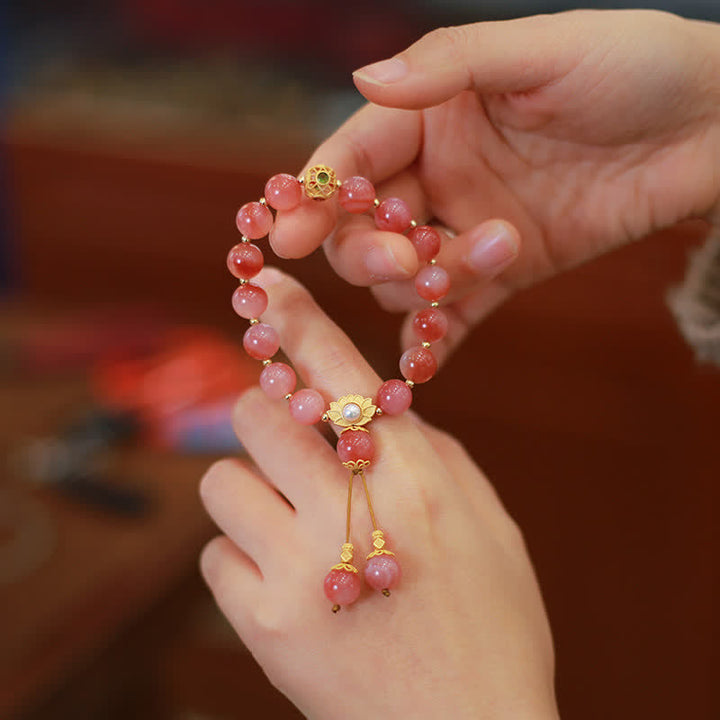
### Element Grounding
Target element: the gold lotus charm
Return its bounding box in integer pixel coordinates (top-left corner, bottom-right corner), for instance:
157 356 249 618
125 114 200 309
326 394 376 429
304 164 338 200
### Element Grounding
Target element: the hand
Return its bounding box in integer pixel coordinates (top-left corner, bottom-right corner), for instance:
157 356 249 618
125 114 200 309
199 267 558 720
269 9 720 362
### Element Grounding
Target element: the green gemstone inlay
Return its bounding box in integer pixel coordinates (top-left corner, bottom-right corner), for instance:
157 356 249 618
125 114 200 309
317 171 330 185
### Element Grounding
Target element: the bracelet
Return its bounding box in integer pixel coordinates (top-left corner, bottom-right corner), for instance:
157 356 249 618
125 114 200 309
227 165 450 612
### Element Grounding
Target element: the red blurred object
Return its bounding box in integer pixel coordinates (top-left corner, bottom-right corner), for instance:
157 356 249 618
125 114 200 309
120 0 417 70
93 328 256 436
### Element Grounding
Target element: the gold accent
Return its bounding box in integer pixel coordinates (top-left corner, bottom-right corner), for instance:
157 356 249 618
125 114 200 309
340 425 368 434
249 318 260 325
304 165 338 200
405 380 415 388
430 301 439 308
340 542 354 563
375 407 383 416
429 258 437 265
259 197 267 206
262 359 272 366
422 341 431 348
284 393 293 400
342 459 371 473
326 394 376 428
238 278 248 285
330 562 358 573
321 413 329 423
373 198 380 208
372 529 385 549
382 589 391 597
410 219 417 228
241 235 250 243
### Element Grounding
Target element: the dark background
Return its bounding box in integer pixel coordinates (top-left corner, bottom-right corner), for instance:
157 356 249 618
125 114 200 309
1 2 718 719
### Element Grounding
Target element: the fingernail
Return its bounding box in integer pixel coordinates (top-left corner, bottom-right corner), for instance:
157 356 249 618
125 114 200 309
353 57 408 84
366 245 412 280
467 222 519 275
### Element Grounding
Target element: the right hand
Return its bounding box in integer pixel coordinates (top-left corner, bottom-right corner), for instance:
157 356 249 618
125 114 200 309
270 9 720 359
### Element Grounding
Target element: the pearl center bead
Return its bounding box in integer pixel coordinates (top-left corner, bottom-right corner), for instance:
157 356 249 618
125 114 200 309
341 402 362 422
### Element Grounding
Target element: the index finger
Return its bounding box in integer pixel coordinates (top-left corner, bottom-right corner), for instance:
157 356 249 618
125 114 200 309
269 103 422 259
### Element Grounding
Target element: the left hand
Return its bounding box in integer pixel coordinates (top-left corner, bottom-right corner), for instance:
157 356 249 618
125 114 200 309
199 267 557 720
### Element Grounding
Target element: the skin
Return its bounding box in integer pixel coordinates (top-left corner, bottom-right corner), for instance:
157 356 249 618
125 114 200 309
200 10 720 719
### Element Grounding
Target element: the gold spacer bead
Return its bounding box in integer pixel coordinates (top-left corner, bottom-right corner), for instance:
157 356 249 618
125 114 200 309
373 198 380 208
259 197 267 206
422 341 431 348
429 258 437 265
249 318 260 325
284 393 293 401
321 413 329 423
241 235 251 243
298 176 305 184
332 604 341 613
410 219 417 228
405 380 415 388
262 359 272 366
431 301 439 308
336 179 342 188
375 407 383 416
382 589 391 597
238 278 248 285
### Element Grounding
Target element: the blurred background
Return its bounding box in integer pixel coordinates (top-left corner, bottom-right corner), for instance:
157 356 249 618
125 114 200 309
1 2 719 719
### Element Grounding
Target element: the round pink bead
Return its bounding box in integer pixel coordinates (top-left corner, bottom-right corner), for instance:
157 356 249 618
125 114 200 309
338 176 376 213
364 554 402 592
412 307 448 344
324 568 361 607
242 323 279 361
259 362 296 399
288 388 325 425
374 197 412 233
377 379 412 416
400 346 437 384
226 243 264 280
235 201 273 240
231 284 268 319
337 429 375 465
415 265 450 302
264 173 302 211
408 225 442 263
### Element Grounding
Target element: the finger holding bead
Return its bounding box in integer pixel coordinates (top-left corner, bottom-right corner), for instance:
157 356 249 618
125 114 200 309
269 104 422 260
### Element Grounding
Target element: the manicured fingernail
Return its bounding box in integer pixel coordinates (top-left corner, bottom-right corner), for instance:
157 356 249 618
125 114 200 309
467 222 519 275
353 58 408 84
366 245 412 280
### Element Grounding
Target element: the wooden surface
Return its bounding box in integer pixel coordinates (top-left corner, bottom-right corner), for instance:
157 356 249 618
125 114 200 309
4 123 719 719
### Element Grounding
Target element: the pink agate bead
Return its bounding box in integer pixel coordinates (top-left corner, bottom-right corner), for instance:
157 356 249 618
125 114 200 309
374 198 412 233
243 323 280 360
338 176 376 213
415 265 450 302
365 554 402 592
324 568 361 608
231 284 268 319
288 388 325 425
408 225 441 263
264 173 302 211
226 243 264 280
236 201 273 239
377 379 412 416
400 346 437 384
412 307 448 344
337 429 375 465
259 362 296 399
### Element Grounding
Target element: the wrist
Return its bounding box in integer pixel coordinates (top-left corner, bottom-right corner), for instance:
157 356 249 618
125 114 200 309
690 18 720 227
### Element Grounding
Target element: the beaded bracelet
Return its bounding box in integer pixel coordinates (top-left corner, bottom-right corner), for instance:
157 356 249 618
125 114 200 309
227 165 450 612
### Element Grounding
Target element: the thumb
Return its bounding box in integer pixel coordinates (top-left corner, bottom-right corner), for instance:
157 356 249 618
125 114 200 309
352 14 581 109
